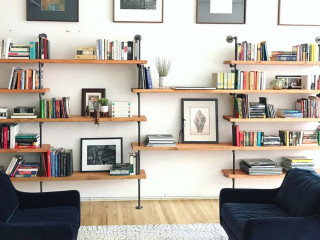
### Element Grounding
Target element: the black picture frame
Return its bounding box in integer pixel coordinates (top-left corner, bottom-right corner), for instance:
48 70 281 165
26 0 79 22
80 138 123 172
181 98 219 143
81 88 106 117
113 0 163 23
196 0 246 24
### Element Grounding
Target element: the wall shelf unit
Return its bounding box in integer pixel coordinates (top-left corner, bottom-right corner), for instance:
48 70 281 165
224 60 320 65
223 115 320 123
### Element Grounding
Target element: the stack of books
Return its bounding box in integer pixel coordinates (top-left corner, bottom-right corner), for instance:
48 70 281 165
270 51 297 61
0 107 8 119
5 155 25 178
145 134 176 147
11 106 37 119
281 156 314 172
15 133 40 149
249 102 266 118
75 47 96 60
8 45 30 59
15 161 39 177
111 101 132 118
276 109 303 118
240 158 282 175
262 135 281 146
110 163 130 176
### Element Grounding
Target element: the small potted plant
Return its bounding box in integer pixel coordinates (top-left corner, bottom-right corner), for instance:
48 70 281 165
155 57 172 88
98 98 109 117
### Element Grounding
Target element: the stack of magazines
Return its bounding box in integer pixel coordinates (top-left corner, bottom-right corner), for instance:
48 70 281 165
145 134 176 147
240 158 282 175
281 156 314 172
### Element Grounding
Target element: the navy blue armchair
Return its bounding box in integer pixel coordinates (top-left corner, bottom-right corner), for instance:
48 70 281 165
0 171 80 240
220 168 320 240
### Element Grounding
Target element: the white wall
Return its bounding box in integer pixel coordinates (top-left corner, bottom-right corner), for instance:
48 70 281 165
0 0 319 200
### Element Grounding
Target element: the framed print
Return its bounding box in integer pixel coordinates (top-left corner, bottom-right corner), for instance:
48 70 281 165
80 138 123 172
278 0 320 26
113 0 163 23
27 0 79 22
181 98 219 143
275 75 302 89
196 0 246 24
81 88 105 116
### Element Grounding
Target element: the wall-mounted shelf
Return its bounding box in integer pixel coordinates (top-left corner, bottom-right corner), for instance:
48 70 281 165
132 142 236 151
11 169 146 182
0 89 50 93
223 115 320 123
0 59 147 65
0 144 50 153
224 60 320 65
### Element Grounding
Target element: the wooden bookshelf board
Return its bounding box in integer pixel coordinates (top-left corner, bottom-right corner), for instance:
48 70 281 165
222 169 320 179
11 169 146 182
0 59 147 65
131 142 235 151
0 115 147 123
132 88 320 94
0 144 50 153
233 145 320 151
224 60 320 65
0 88 50 93
223 115 320 123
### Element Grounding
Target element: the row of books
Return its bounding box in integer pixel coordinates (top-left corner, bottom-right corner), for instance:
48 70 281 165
279 130 319 146
6 156 40 178
145 134 176 147
15 133 39 149
41 97 71 118
276 109 303 118
94 38 141 60
110 152 139 176
271 44 319 62
296 95 320 118
111 101 133 118
43 147 73 177
235 41 269 61
8 67 42 90
212 71 267 90
0 123 20 149
0 34 50 59
138 65 153 89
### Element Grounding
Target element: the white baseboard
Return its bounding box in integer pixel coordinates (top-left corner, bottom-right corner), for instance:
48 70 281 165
81 195 219 201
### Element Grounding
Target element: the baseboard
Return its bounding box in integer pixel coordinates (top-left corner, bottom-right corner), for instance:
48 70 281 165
81 195 219 201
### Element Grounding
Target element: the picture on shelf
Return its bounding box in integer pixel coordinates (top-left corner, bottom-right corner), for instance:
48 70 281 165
81 88 106 116
113 0 163 23
275 75 302 89
80 138 123 172
181 98 219 143
26 0 79 22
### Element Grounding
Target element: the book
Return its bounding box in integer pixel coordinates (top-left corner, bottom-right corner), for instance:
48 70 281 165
146 134 175 141
241 158 277 168
75 55 97 60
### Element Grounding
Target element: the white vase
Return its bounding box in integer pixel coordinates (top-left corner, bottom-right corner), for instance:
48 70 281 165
159 76 167 88
100 106 108 113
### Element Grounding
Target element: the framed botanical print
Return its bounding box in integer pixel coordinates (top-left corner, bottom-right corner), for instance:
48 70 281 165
181 98 219 143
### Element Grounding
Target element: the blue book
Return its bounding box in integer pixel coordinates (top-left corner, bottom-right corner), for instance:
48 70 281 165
29 41 36 59
145 66 153 89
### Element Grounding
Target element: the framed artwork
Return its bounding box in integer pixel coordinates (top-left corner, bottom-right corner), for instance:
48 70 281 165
275 75 302 89
113 0 163 23
196 0 246 24
26 0 79 22
80 138 123 172
278 0 320 26
81 88 105 116
181 98 219 143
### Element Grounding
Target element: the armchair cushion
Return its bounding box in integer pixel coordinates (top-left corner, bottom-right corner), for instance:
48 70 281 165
221 203 291 240
0 170 19 222
275 168 320 216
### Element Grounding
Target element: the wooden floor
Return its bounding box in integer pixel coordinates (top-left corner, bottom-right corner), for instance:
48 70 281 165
81 199 220 226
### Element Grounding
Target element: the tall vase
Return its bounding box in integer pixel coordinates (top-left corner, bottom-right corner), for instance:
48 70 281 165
159 76 167 88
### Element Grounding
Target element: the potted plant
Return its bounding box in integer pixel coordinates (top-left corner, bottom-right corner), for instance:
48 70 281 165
155 57 172 88
98 98 109 116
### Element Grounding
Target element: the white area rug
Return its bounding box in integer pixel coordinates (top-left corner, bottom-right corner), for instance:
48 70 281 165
78 223 228 240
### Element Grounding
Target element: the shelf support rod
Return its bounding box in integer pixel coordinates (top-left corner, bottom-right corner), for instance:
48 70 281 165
232 150 235 189
40 181 43 192
39 122 43 148
229 64 237 71
136 179 143 209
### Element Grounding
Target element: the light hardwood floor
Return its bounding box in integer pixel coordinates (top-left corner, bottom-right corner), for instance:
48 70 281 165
81 199 220 226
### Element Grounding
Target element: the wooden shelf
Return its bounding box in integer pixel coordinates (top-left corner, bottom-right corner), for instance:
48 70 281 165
233 145 320 151
132 142 236 151
0 88 50 93
223 115 320 123
11 169 146 182
0 144 50 153
0 59 147 64
132 88 320 94
224 60 320 65
222 169 320 179
0 115 147 123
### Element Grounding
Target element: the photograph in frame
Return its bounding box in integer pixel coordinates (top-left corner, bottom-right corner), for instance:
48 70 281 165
81 88 106 116
26 0 79 22
181 98 219 143
113 0 163 23
80 138 123 172
196 0 246 24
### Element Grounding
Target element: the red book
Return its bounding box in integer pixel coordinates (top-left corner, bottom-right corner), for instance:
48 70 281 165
43 38 47 59
235 125 240 147
240 131 244 147
47 149 51 177
3 126 8 149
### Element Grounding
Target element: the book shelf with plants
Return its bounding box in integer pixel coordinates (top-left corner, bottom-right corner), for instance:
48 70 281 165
0 58 147 208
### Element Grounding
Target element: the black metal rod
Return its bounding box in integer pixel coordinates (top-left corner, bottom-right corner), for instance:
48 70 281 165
135 179 143 209
39 122 43 147
232 179 235 189
40 181 43 192
138 93 141 117
234 37 238 60
232 150 235 188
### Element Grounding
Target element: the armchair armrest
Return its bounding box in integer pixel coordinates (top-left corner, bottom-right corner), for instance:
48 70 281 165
16 190 80 211
220 187 279 209
245 215 320 240
0 222 74 240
